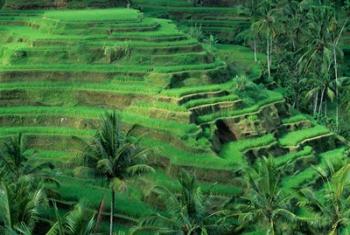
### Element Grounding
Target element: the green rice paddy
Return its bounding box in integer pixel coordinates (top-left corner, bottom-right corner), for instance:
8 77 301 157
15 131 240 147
0 5 348 234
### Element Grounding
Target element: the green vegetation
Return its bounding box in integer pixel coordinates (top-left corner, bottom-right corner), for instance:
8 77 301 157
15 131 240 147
42 9 141 22
0 1 348 234
279 125 332 147
220 133 276 166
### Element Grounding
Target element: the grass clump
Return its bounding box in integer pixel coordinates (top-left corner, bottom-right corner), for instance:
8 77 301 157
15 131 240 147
274 146 314 166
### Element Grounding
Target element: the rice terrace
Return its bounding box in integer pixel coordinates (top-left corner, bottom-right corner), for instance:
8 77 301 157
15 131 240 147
0 0 348 234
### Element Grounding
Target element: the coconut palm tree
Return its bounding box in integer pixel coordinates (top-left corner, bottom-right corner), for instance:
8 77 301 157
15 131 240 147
304 73 336 117
297 7 331 110
232 157 296 234
252 0 280 80
0 134 54 183
80 111 154 235
46 203 97 235
296 5 348 128
237 0 260 62
0 177 47 234
298 162 350 234
278 0 305 51
330 17 348 131
132 171 230 235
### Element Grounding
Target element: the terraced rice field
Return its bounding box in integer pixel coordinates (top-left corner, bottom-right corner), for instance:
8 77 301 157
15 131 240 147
131 0 250 43
0 7 349 233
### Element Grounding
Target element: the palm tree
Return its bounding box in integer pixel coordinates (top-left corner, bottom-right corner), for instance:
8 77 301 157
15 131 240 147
279 0 303 51
46 203 97 235
239 0 260 62
298 162 350 234
304 73 336 117
0 177 47 234
297 6 334 113
232 157 296 234
80 111 154 235
252 0 280 79
297 5 348 127
132 171 230 234
330 17 348 131
0 134 54 183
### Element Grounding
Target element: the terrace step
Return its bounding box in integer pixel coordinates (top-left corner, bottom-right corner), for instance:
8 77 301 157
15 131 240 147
0 127 93 152
282 147 346 189
5 46 211 66
0 17 32 26
33 150 75 166
220 134 277 167
0 61 224 74
278 125 333 149
108 34 188 42
0 113 98 130
188 99 242 117
0 83 156 109
29 40 204 55
197 95 285 125
177 18 249 27
131 42 203 54
0 11 42 17
178 89 228 104
35 20 161 34
0 105 198 138
0 71 145 83
126 100 192 124
0 64 150 74
280 114 313 132
181 93 243 119
274 146 314 167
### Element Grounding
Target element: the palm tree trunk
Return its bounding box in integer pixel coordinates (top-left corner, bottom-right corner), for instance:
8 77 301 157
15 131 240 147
269 35 273 76
295 77 300 109
270 218 275 235
313 91 319 116
110 188 115 235
333 45 339 131
266 36 271 79
333 20 347 131
95 199 105 233
318 86 326 115
253 38 257 62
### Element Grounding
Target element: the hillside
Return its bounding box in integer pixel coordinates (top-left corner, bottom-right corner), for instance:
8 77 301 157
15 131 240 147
0 1 349 235
132 0 249 43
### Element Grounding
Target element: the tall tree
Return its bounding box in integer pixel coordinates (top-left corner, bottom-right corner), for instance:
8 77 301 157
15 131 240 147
330 16 348 131
298 6 335 116
80 111 154 235
252 0 280 80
